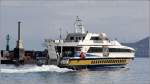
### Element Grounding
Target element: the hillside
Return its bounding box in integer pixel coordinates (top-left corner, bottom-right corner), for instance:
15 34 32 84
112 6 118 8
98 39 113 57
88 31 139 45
123 37 149 57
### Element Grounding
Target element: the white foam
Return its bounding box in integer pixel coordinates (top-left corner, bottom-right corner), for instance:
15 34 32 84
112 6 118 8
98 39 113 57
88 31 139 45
0 65 73 73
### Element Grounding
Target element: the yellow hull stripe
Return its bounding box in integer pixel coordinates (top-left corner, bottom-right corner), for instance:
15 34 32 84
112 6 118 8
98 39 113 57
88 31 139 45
68 59 130 65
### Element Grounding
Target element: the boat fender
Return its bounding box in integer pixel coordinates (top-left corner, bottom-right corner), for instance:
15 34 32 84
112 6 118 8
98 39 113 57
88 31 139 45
80 52 85 59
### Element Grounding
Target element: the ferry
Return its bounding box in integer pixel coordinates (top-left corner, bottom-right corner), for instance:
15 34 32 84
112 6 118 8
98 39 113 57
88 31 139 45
45 16 135 69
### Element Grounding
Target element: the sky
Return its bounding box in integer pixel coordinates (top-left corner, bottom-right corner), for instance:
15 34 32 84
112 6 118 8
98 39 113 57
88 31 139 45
0 0 149 50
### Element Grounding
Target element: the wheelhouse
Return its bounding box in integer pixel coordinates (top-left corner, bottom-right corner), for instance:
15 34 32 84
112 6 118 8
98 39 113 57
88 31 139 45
65 33 86 42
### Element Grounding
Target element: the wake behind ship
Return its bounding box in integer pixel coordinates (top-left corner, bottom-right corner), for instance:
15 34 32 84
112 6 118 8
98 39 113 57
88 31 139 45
45 16 135 69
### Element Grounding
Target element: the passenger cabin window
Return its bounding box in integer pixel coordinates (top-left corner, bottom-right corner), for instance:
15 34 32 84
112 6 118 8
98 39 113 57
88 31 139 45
109 48 132 52
88 47 103 53
87 47 132 53
90 37 100 40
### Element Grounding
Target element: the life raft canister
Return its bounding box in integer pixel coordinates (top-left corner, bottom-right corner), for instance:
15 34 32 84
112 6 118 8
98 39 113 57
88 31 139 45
80 52 85 59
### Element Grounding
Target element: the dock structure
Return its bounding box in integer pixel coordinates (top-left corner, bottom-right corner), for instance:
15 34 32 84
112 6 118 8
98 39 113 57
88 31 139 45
0 21 49 65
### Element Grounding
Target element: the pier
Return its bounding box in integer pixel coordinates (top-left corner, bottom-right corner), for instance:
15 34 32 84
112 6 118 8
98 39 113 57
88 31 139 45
0 21 49 65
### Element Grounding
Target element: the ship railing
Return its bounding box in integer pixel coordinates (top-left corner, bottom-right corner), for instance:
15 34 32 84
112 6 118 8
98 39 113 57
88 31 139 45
79 40 110 44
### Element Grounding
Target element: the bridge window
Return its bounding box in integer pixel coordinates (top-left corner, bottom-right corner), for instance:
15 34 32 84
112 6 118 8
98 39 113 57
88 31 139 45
70 37 74 40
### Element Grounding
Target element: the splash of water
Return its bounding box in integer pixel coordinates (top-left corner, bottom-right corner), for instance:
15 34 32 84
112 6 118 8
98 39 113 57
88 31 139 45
0 65 73 73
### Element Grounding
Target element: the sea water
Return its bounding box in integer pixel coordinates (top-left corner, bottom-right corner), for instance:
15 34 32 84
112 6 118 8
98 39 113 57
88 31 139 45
0 58 150 84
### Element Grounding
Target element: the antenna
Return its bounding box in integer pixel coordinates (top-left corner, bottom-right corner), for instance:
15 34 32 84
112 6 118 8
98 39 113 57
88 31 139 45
59 28 62 40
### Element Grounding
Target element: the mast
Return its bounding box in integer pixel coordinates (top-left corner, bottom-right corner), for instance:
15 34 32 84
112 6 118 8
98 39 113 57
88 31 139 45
59 28 62 40
74 16 85 34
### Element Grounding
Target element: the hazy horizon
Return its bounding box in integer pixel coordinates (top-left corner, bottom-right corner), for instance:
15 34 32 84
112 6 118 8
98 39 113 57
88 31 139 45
0 0 149 50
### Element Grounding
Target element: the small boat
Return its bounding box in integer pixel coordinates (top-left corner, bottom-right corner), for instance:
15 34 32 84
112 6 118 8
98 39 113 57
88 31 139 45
45 16 135 69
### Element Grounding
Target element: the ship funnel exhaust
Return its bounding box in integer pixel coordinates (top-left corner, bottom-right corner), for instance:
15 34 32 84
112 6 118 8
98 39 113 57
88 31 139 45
18 21 21 41
16 21 23 49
